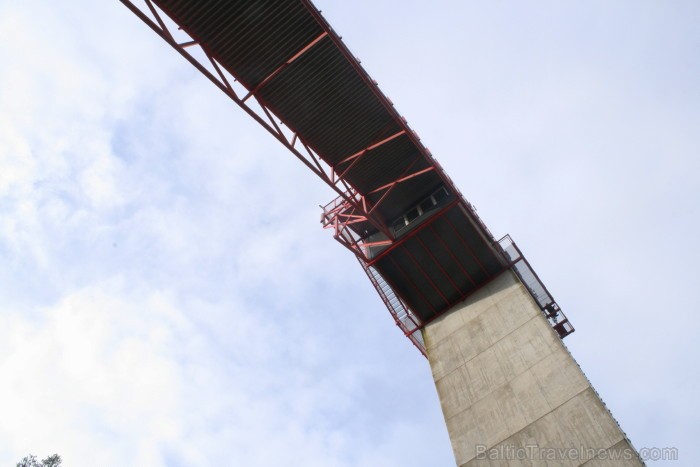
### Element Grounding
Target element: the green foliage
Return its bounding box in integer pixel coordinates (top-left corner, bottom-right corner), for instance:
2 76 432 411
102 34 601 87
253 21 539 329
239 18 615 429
16 454 62 467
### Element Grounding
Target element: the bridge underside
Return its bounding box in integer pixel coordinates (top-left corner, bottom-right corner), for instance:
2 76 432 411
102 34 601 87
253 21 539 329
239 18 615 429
121 0 573 356
371 203 505 324
152 0 446 226
118 3 635 464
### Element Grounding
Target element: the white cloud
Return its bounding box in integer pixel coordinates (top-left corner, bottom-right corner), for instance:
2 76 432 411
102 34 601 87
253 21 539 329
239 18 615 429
0 282 181 465
1 0 697 465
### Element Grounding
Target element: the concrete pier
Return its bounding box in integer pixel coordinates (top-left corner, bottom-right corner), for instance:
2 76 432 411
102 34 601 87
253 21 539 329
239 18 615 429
423 270 641 466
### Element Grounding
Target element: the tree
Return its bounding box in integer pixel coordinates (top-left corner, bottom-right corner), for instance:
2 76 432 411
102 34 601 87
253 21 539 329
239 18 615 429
16 454 62 467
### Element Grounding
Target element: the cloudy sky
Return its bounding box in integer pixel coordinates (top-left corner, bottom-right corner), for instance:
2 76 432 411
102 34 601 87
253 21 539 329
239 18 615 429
1 1 698 465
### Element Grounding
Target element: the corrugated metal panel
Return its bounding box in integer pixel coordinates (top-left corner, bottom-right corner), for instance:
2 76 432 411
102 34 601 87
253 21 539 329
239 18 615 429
158 0 323 89
154 0 443 224
258 39 399 166
373 205 504 322
148 0 508 322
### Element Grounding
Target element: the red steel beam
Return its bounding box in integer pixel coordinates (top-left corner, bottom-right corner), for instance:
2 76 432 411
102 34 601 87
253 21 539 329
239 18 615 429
299 0 459 197
366 156 428 216
242 32 329 102
367 199 460 267
367 166 435 196
336 130 406 170
119 0 395 240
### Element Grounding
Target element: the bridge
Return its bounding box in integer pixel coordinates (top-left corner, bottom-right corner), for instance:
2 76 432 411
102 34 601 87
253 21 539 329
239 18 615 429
118 0 573 357
117 2 646 466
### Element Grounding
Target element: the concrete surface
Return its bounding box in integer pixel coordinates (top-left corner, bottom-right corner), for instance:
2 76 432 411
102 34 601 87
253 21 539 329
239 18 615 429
423 270 642 466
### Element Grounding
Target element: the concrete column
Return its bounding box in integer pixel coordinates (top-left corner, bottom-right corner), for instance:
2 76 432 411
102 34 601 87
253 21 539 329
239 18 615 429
423 270 642 466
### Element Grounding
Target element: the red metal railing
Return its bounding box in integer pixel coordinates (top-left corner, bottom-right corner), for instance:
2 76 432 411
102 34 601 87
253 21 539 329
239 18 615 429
358 234 574 358
358 258 426 356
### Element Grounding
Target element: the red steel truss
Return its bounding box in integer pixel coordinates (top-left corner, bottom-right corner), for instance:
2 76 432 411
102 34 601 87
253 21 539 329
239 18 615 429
118 0 462 247
119 0 574 357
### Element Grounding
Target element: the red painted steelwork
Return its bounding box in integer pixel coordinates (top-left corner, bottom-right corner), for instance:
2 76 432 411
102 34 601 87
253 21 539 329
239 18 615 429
336 130 406 169
367 200 461 266
119 0 395 241
242 32 329 103
120 0 575 357
358 259 426 356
